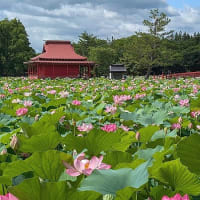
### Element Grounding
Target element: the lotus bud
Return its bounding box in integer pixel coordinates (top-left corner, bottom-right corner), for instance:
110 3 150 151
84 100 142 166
103 194 115 200
197 125 200 130
164 127 168 135
59 116 65 123
51 110 56 115
188 123 192 129
34 114 39 121
72 150 78 158
72 120 76 126
10 135 18 150
135 131 140 141
178 117 182 124
0 149 7 155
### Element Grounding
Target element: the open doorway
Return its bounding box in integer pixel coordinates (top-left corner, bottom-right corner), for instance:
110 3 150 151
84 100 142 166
80 65 88 78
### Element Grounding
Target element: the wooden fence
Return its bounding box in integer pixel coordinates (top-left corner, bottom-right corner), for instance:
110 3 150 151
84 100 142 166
154 71 200 79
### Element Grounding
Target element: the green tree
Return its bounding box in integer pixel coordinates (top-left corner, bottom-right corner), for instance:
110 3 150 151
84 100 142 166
89 47 116 76
110 37 130 62
121 34 162 76
143 9 173 38
74 31 107 57
122 9 173 78
143 9 173 78
0 18 35 76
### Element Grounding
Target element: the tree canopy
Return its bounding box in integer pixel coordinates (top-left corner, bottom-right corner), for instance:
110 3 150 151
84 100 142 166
0 11 200 77
74 9 200 77
0 18 35 76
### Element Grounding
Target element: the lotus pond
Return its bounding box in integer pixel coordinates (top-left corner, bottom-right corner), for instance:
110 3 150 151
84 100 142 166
0 77 200 200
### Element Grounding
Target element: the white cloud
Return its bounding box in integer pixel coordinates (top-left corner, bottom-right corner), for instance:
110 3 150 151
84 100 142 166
0 0 199 52
168 6 200 33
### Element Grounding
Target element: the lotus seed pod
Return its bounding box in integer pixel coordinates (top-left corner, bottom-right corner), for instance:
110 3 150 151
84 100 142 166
135 131 140 141
103 194 115 200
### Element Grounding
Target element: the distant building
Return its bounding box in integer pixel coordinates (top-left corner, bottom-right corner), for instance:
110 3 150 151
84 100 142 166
109 64 127 79
24 40 94 78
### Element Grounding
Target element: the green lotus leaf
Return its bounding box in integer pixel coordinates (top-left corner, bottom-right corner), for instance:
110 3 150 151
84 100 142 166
134 145 163 160
151 159 200 196
4 150 71 181
79 159 152 195
9 177 72 200
17 131 61 152
177 134 200 175
103 151 133 168
63 130 133 155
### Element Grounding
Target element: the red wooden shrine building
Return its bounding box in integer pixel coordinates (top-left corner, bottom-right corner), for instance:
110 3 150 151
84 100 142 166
25 40 94 78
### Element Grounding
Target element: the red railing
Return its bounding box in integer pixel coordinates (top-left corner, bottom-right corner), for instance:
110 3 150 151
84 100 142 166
154 71 200 79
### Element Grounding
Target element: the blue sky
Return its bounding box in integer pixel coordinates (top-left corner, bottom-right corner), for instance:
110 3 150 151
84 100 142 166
0 0 199 52
167 0 200 8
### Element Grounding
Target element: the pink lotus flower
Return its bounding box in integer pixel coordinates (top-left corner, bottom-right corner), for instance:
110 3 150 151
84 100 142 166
162 193 189 200
72 100 81 105
141 87 147 91
113 95 132 105
23 100 32 107
128 86 134 90
12 99 21 104
173 88 180 92
105 105 117 114
8 89 13 94
196 125 200 130
24 92 31 97
182 85 187 89
190 111 200 118
46 86 53 89
59 116 65 123
112 86 119 90
0 94 6 99
63 153 111 176
0 193 18 200
47 90 56 95
59 91 69 98
0 149 7 155
77 123 93 132
174 95 180 101
134 93 146 100
101 124 117 132
120 125 129 131
193 88 198 94
171 123 181 130
190 111 196 118
80 87 84 91
16 108 28 116
71 87 76 92
179 99 189 107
